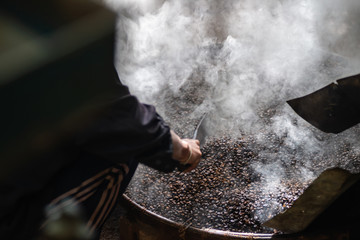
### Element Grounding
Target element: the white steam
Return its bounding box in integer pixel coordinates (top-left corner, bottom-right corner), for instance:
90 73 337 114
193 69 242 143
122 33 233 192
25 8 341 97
105 0 360 228
108 0 360 121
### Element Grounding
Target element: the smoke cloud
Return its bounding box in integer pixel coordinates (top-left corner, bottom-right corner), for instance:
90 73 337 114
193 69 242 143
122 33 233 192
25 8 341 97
105 0 360 227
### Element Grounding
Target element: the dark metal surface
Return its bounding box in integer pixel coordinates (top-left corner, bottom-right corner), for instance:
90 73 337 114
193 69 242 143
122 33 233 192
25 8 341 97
119 193 358 240
263 168 360 233
287 74 360 133
193 113 208 146
120 195 274 240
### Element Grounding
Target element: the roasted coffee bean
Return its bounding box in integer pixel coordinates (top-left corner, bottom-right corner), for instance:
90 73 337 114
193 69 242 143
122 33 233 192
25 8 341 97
126 134 360 233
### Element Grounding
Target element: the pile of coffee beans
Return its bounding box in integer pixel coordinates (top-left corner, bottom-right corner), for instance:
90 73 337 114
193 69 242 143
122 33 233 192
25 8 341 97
126 136 313 233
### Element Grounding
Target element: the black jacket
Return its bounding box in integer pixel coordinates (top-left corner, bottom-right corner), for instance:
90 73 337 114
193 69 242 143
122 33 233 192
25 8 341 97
0 71 178 239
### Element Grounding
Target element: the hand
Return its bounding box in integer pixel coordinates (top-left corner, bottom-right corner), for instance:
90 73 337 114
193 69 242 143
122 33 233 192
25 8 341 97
171 131 202 172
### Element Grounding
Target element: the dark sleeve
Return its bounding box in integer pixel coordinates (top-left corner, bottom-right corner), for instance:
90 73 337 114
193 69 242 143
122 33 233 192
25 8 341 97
75 74 178 173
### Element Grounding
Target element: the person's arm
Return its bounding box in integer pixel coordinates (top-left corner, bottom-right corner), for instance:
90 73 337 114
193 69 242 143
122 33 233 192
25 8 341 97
170 130 201 173
75 73 201 172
